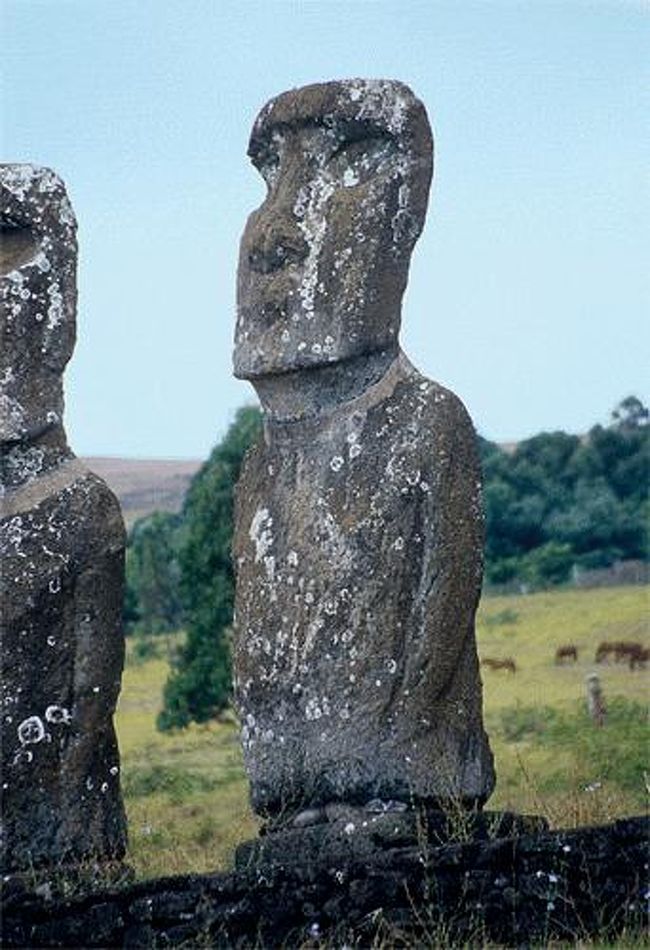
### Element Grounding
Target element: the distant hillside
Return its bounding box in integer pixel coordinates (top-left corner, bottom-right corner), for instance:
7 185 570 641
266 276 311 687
82 457 202 528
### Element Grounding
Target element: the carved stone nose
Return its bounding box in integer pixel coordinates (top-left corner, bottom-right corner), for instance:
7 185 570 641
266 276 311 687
247 217 309 275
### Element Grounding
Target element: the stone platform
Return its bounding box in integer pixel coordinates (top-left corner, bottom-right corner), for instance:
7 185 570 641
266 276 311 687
1 813 647 947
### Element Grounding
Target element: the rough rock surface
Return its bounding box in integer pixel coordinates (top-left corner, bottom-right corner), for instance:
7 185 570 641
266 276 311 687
1 816 647 947
232 80 495 819
0 164 127 872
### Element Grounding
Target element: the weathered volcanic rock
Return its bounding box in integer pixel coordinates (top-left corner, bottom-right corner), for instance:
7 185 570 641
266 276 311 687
232 80 495 821
0 165 127 872
2 815 647 948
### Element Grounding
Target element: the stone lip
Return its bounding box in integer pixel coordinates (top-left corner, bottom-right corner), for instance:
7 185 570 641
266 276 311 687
1 815 647 948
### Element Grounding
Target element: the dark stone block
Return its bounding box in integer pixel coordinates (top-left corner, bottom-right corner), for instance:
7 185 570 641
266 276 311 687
3 815 646 946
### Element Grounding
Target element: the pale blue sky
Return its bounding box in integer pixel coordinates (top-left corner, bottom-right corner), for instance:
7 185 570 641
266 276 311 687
3 0 648 458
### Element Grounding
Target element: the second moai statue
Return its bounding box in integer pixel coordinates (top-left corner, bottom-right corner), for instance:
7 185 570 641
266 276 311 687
0 165 127 872
232 80 495 822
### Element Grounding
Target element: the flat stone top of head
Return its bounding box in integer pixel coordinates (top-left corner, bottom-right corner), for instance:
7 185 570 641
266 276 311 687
249 78 433 180
0 164 77 235
1 164 77 278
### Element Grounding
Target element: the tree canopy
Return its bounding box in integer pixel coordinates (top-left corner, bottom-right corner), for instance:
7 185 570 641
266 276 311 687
156 406 263 731
481 397 648 585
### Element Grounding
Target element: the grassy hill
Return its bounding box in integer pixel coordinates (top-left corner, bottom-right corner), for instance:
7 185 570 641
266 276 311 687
82 456 201 527
116 585 649 880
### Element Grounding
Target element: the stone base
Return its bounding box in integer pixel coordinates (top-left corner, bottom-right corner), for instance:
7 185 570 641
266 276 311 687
1 815 647 948
235 807 549 876
1 859 134 904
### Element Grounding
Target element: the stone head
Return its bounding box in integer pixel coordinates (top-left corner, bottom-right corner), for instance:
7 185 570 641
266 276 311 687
234 79 433 379
0 164 77 443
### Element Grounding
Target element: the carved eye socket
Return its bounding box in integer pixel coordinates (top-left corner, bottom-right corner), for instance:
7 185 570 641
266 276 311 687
0 222 37 277
258 150 280 186
327 134 396 186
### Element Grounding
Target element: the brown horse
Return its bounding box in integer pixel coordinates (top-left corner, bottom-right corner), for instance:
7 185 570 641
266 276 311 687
614 641 644 663
555 645 578 664
628 645 649 670
595 641 616 663
595 640 646 666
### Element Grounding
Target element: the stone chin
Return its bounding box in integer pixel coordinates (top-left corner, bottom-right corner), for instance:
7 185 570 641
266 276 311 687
0 393 63 445
0 395 28 443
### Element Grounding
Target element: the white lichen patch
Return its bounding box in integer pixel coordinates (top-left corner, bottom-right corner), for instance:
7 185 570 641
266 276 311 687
45 281 64 331
33 251 51 273
1 165 41 201
45 704 71 725
249 507 274 562
294 173 335 319
305 695 330 721
17 715 45 745
341 79 410 136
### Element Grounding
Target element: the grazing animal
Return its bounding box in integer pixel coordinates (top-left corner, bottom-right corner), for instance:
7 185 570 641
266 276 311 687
628 645 649 671
595 641 616 663
614 641 643 663
482 658 517 674
555 645 578 664
596 640 645 664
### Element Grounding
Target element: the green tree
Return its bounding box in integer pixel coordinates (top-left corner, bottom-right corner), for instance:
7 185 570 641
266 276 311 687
157 406 263 730
611 395 649 432
519 541 574 588
481 398 649 586
126 511 184 634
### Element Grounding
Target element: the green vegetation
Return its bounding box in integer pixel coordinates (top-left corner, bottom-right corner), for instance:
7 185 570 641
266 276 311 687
481 395 649 587
116 584 648 879
156 406 263 731
125 511 184 634
499 698 647 791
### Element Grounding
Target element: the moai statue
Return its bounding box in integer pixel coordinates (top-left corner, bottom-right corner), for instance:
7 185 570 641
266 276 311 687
232 80 495 825
0 165 127 873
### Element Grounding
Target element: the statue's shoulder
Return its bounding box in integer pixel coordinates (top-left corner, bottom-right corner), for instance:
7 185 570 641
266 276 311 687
75 464 126 547
391 357 478 447
1 457 125 549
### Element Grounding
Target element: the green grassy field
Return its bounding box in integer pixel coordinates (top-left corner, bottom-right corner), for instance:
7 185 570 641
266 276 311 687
116 585 649 880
